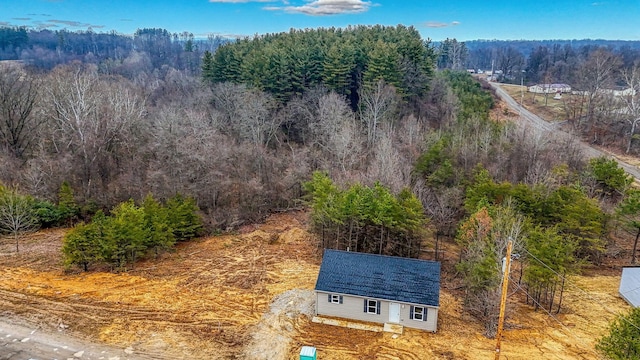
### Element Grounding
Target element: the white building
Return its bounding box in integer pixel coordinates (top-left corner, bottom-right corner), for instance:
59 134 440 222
528 83 572 94
620 267 640 307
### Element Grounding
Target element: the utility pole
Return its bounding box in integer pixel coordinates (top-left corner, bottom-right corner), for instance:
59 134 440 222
495 239 513 360
519 75 524 117
490 59 495 81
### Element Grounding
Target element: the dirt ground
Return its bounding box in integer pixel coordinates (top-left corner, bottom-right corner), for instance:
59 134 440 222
0 212 631 359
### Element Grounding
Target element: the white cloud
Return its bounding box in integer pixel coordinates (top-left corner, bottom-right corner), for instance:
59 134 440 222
265 0 375 16
49 19 93 27
424 21 461 28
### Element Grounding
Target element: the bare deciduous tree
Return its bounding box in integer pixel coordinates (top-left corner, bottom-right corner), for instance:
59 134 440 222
210 82 280 147
44 64 146 200
358 80 398 149
576 49 621 130
235 89 280 148
622 62 640 153
0 186 39 253
496 46 525 82
365 125 408 193
422 74 458 129
413 182 463 261
0 64 41 158
312 92 363 174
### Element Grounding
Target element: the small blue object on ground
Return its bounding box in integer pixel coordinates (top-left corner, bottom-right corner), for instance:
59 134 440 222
300 345 317 360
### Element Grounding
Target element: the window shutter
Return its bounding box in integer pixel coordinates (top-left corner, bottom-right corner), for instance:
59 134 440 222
364 299 367 312
410 306 414 320
422 308 427 321
328 294 332 303
339 296 343 304
376 301 381 314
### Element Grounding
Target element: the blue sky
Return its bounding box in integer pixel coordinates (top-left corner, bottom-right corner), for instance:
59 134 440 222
1 0 638 41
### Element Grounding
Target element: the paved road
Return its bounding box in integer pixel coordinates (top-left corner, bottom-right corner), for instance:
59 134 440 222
489 82 640 180
0 317 150 360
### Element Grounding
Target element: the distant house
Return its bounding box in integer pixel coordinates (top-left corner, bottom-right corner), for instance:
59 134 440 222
619 267 640 307
314 249 441 332
528 83 572 94
573 87 637 97
599 87 637 97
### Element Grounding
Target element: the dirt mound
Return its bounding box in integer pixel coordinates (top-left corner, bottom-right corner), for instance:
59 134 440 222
278 227 312 245
243 289 315 360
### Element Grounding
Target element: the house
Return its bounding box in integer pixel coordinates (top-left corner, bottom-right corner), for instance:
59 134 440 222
528 83 572 94
599 87 637 97
619 267 640 307
314 249 441 332
572 87 637 97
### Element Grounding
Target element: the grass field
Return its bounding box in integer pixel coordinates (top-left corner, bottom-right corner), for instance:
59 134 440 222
499 83 575 122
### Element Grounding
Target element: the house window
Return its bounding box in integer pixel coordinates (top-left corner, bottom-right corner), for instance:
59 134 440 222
410 306 426 321
364 299 380 314
328 294 343 304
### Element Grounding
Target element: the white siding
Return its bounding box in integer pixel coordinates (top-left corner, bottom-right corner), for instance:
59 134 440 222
316 291 438 332
620 267 640 307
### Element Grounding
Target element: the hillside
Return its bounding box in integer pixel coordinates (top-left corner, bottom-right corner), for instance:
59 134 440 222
0 212 630 359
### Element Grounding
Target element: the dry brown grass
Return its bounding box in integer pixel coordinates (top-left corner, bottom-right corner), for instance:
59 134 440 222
500 84 570 122
0 212 632 359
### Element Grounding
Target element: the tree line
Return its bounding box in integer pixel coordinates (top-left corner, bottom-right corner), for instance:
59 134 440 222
303 171 425 257
202 25 435 106
62 194 201 271
0 26 227 75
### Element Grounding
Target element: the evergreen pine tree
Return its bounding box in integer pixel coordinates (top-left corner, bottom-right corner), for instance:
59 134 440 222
62 221 102 271
597 307 640 359
166 194 203 241
57 181 79 225
142 194 175 256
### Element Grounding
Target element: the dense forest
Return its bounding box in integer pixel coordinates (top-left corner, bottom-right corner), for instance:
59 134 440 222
2 25 640 340
202 25 434 106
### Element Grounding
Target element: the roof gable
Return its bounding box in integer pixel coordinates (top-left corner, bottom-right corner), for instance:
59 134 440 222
315 249 440 306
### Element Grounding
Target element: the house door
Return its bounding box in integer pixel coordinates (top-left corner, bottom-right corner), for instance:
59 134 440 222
388 302 400 323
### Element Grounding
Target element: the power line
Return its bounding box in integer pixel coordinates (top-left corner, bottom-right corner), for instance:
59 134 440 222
507 274 601 360
520 247 640 334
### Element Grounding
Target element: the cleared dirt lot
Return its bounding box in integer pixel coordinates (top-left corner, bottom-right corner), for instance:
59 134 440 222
0 212 631 359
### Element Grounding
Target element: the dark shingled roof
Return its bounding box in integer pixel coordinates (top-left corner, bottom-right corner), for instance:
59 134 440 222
315 249 440 307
